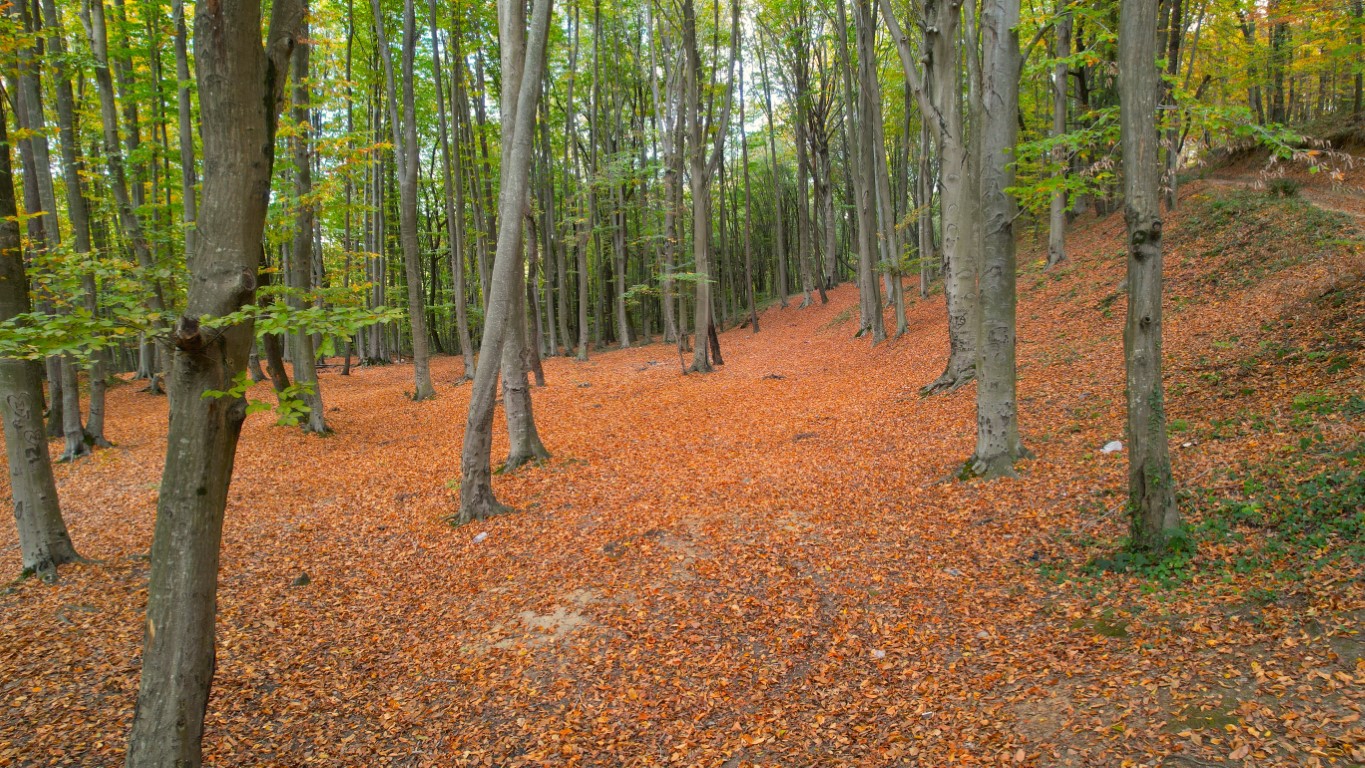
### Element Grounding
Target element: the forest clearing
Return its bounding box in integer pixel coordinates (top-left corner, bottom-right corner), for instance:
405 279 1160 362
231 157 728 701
3 172 1363 766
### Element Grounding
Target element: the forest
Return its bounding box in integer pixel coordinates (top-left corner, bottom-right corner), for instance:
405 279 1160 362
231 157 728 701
0 0 1362 764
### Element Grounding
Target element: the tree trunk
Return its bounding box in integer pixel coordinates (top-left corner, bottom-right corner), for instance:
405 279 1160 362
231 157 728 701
840 0 883 342
1047 2 1071 268
0 98 80 582
970 0 1028 478
289 21 327 433
124 2 303 763
880 0 978 393
372 0 436 400
1119 0 1180 552
739 58 759 334
431 5 475 379
456 0 553 525
758 45 789 309
85 0 169 393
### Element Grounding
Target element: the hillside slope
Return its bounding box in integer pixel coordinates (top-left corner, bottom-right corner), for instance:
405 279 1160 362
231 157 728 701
0 180 1361 767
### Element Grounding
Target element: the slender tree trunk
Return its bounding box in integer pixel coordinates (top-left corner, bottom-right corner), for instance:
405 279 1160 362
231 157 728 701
85 0 169 393
1119 0 1180 551
682 0 738 373
124 2 303 763
290 20 327 433
38 0 109 450
840 0 883 342
0 98 80 581
372 0 436 400
1047 2 1071 267
740 58 759 334
758 45 788 309
456 0 553 524
431 6 475 379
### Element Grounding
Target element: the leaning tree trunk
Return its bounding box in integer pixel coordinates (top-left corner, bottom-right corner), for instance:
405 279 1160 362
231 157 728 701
290 21 327 434
456 0 554 525
123 1 303 764
1119 0 1180 552
970 0 1028 478
0 98 80 583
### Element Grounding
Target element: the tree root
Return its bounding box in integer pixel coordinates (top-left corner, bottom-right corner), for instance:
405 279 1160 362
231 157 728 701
919 366 975 396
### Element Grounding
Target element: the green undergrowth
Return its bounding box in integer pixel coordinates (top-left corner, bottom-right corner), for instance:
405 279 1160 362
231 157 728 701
1051 429 1365 594
1172 189 1357 296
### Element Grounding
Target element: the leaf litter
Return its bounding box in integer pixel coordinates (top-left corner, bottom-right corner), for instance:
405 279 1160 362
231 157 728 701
0 178 1362 766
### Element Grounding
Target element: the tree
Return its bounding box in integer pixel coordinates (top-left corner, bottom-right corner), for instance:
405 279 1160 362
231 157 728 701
1046 0 1072 268
290 19 328 434
1119 0 1180 552
681 0 739 373
430 0 476 379
372 0 437 401
123 0 305 762
456 0 554 525
970 0 1029 477
880 0 980 394
0 94 80 583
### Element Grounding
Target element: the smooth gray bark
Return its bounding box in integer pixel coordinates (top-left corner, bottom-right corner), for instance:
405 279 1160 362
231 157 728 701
682 0 739 372
290 21 327 433
1119 0 1180 551
880 0 978 393
456 0 554 524
970 0 1029 478
0 99 80 582
1047 1 1071 268
86 0 169 391
757 44 789 308
372 0 436 400
430 6 475 379
123 0 303 763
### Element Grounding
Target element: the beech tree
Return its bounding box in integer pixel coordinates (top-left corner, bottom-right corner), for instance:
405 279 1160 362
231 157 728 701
0 95 80 583
1119 0 1180 550
457 0 554 524
123 0 304 763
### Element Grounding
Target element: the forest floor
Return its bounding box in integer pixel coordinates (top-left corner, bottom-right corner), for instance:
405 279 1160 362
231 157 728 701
1 173 1364 767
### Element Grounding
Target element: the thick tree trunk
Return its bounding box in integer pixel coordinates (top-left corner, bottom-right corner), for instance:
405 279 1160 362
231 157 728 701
880 0 977 392
1119 0 1180 551
123 1 303 764
502 218 550 471
456 0 553 525
970 0 1028 478
0 99 80 582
